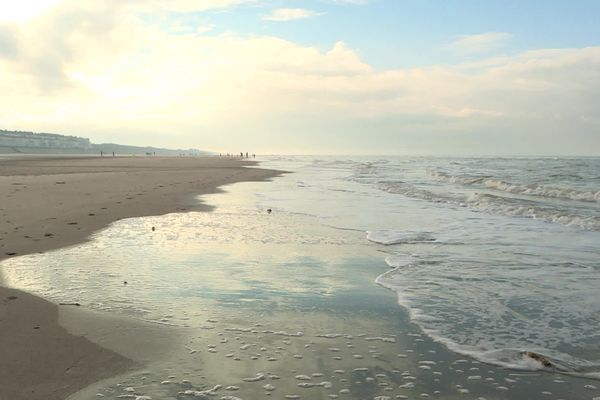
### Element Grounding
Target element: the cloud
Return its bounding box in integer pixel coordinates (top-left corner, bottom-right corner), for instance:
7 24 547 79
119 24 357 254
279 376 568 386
0 23 19 58
263 8 324 22
0 0 62 22
114 0 258 13
0 2 598 154
0 0 258 23
449 32 514 55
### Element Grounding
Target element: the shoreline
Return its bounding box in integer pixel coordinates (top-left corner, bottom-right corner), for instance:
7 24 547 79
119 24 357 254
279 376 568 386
0 155 283 400
3 155 599 400
0 156 282 261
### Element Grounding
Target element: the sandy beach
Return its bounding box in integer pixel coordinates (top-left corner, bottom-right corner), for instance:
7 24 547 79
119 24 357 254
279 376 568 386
2 155 599 400
0 155 281 400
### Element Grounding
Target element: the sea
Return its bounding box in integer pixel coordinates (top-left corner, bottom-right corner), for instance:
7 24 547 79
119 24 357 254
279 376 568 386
2 155 600 400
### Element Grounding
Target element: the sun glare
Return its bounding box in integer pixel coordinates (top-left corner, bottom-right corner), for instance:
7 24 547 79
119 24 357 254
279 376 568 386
0 0 62 22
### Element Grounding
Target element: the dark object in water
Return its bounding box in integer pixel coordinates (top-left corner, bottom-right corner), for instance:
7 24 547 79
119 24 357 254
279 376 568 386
59 302 81 306
267 209 272 214
522 351 554 368
124 281 128 285
152 226 156 231
5 252 17 256
7 296 17 300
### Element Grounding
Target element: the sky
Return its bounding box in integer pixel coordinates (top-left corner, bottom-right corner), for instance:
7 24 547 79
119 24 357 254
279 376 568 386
0 0 599 155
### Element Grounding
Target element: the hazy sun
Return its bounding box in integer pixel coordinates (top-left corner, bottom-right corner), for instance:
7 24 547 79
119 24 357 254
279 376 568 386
0 0 62 22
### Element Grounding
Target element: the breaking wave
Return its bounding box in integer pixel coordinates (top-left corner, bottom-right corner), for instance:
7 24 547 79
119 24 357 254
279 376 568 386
378 180 600 230
428 169 600 203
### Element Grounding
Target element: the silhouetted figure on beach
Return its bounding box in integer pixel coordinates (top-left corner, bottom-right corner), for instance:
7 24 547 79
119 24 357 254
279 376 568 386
246 152 248 158
253 154 255 158
112 152 115 157
100 151 103 157
240 152 243 157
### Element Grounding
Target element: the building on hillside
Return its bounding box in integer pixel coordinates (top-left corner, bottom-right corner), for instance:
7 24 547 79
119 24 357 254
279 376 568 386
0 130 91 149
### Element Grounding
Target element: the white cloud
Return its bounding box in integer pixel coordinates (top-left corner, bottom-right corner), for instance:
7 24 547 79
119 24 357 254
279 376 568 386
0 0 257 23
449 32 514 55
0 2 598 154
263 8 324 22
0 0 62 22
115 0 258 13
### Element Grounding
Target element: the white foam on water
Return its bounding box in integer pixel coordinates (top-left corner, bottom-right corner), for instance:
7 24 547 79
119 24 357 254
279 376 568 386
378 181 459 205
378 180 600 230
384 256 413 268
428 168 600 203
483 179 600 203
467 192 600 230
366 230 435 245
375 257 600 378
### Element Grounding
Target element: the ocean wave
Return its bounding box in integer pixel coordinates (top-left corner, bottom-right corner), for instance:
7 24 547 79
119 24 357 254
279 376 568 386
384 255 414 268
378 181 459 204
483 178 600 202
426 168 490 185
366 230 435 245
469 192 600 230
375 260 600 379
428 168 600 203
350 160 391 181
378 180 600 230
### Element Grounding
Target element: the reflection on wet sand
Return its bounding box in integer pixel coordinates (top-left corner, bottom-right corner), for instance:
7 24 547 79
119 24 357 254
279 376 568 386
70 285 598 400
2 181 599 400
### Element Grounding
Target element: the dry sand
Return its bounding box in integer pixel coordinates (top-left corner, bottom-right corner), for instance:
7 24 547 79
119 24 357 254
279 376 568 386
0 155 281 400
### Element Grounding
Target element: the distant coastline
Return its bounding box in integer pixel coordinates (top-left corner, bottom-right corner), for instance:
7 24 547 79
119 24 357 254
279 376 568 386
0 129 208 156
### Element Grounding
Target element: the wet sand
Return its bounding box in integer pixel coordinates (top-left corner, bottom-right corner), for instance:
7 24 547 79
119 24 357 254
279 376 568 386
0 155 281 400
66 264 600 400
3 156 599 400
0 287 134 400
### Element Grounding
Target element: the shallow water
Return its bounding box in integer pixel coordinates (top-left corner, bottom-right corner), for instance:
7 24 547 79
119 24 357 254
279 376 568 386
262 156 600 376
2 156 600 399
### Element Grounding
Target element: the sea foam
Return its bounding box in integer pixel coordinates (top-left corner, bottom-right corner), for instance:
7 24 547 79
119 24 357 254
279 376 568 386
366 230 434 245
